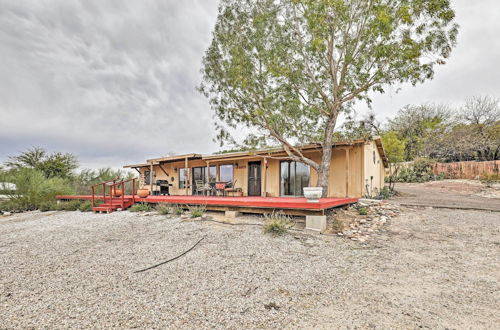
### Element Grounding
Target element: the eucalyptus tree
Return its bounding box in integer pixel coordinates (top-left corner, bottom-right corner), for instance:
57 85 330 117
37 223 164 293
200 0 458 196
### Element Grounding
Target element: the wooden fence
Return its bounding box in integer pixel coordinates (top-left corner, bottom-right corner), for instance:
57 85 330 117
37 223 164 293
432 160 500 179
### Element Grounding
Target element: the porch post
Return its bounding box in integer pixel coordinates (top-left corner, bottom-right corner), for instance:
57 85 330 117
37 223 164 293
185 157 189 195
206 161 210 184
150 164 154 193
261 157 267 197
345 148 350 197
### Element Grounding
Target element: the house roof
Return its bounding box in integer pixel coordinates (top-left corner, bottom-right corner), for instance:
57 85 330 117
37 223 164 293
202 139 368 161
147 153 202 163
123 163 151 169
374 137 389 168
123 137 389 168
123 154 203 168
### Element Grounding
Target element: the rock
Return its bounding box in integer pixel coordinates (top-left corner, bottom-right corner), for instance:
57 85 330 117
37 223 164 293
3 211 11 216
360 219 367 224
343 230 353 236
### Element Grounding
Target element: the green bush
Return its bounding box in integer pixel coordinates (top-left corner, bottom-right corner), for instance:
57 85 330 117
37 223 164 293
155 203 172 215
56 200 82 211
263 212 293 235
357 207 368 215
188 204 206 218
5 168 74 211
393 158 444 183
39 201 58 212
129 203 152 212
376 186 393 200
78 200 93 212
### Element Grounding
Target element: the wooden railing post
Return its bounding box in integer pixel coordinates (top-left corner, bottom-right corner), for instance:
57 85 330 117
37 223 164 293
92 186 95 208
121 182 124 207
102 183 105 204
132 179 136 203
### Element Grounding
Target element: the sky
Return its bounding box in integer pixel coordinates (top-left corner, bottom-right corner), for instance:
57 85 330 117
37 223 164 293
0 0 499 170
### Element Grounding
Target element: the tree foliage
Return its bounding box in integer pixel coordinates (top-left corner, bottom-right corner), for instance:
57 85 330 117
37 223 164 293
5 147 78 179
343 95 500 163
387 104 451 160
200 0 458 195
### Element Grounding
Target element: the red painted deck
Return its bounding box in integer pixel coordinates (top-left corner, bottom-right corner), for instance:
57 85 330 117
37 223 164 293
56 195 358 211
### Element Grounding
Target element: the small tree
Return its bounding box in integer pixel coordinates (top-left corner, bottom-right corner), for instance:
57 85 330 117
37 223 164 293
200 0 458 196
381 131 405 190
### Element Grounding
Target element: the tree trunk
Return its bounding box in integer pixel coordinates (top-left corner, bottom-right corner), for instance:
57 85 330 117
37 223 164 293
316 117 337 197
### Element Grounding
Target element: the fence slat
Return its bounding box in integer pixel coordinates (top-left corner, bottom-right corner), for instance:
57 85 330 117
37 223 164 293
432 160 500 179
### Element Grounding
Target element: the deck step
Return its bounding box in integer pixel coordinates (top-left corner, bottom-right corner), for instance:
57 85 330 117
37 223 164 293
93 200 135 213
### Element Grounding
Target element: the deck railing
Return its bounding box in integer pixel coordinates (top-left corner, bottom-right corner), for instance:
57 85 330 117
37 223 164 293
91 178 137 208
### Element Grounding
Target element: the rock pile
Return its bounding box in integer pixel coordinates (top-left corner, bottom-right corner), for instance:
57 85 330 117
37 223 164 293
329 200 401 242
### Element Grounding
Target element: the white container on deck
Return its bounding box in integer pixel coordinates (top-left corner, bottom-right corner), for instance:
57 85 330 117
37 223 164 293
303 187 323 203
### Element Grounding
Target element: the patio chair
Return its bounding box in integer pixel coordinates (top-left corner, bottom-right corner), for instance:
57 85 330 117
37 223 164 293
215 182 226 196
224 180 242 197
194 180 206 195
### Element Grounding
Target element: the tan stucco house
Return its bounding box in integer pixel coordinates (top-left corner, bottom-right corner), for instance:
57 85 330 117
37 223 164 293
123 137 388 198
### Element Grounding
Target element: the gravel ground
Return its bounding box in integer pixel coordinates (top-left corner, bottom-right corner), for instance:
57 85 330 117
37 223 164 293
393 181 500 211
1 208 499 329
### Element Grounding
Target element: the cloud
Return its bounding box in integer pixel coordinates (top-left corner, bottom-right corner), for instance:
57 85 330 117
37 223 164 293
0 0 220 169
356 0 500 120
0 0 498 169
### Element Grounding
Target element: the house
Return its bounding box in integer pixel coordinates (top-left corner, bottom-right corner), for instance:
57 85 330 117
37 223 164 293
123 137 388 199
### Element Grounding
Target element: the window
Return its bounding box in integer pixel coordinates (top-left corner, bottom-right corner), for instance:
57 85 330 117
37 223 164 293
144 170 155 185
219 164 234 182
280 161 310 196
373 151 376 164
179 168 189 189
206 166 217 183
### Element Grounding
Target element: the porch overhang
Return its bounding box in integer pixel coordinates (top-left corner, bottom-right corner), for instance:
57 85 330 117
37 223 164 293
123 163 151 169
147 153 202 164
374 137 389 168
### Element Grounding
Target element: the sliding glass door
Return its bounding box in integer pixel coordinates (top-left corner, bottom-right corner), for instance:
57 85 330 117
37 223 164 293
280 161 310 196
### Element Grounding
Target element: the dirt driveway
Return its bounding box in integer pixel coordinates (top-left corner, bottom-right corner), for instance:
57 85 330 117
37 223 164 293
1 205 499 329
393 180 500 212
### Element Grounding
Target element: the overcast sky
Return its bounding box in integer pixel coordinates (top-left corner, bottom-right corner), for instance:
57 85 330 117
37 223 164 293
0 0 499 170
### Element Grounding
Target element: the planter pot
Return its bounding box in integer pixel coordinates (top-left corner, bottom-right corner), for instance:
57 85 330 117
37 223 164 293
112 189 123 197
137 189 149 198
303 187 323 203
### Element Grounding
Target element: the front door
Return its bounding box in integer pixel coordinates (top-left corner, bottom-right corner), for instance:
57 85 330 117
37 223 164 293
248 161 261 196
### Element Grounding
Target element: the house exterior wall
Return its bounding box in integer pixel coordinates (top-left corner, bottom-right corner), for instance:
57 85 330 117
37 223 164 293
363 140 386 197
136 142 385 198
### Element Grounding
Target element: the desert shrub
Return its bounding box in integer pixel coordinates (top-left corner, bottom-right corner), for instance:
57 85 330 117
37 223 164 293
393 158 444 183
357 207 368 215
78 200 94 212
376 186 393 200
188 204 206 218
129 203 152 212
5 168 74 211
0 200 15 212
171 204 184 215
39 201 58 212
155 203 172 215
263 212 293 235
480 172 500 187
56 200 82 211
